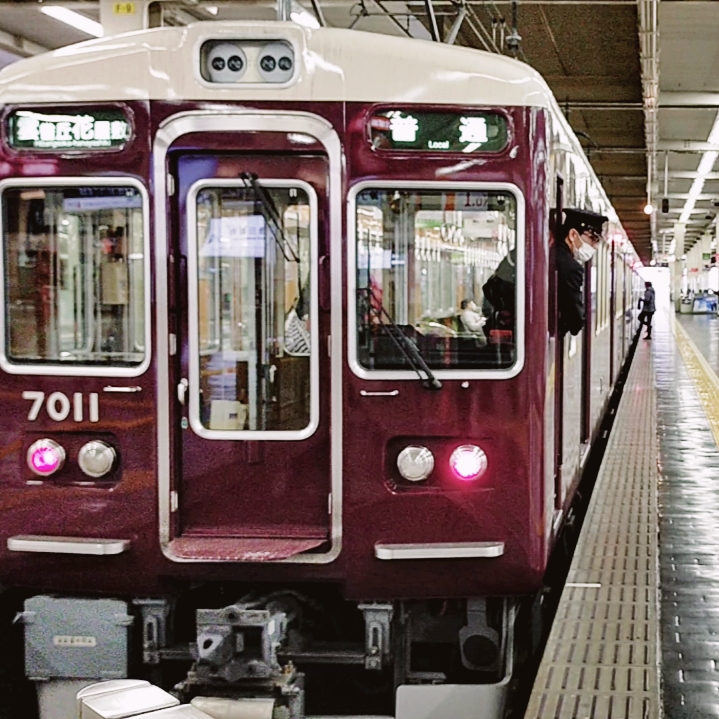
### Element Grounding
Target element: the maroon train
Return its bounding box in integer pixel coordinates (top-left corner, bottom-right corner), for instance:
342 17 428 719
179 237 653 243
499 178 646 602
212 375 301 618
0 21 642 719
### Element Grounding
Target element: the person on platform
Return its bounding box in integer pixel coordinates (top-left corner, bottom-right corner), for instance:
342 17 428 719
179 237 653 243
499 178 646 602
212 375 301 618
638 281 656 339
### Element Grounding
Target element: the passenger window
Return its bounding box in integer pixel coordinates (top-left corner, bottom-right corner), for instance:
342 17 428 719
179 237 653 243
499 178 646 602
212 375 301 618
354 188 519 371
192 184 313 433
2 183 146 369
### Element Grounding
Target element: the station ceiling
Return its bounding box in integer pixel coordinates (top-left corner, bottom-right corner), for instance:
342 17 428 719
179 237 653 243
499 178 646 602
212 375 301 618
0 0 717 264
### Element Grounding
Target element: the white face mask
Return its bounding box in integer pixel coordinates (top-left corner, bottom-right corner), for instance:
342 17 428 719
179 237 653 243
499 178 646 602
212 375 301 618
574 241 597 264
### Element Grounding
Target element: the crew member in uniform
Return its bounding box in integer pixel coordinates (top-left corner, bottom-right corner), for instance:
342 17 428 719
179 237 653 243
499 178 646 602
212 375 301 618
556 208 607 335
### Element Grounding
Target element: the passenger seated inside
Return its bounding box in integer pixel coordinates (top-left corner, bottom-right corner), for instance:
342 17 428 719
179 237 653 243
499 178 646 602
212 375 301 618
458 299 486 334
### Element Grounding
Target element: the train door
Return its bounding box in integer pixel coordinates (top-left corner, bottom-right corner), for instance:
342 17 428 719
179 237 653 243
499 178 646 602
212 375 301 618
154 113 342 563
579 250 594 445
551 176 565 511
610 238 616 383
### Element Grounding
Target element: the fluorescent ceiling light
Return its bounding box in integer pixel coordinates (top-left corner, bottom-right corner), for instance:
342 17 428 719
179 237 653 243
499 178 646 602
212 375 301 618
41 6 103 37
697 150 718 177
290 9 320 28
708 115 719 146
677 112 719 225
290 1 320 28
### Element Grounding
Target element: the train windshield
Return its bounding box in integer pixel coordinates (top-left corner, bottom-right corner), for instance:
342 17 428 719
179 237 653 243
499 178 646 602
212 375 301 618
191 184 314 434
2 183 146 369
355 188 518 372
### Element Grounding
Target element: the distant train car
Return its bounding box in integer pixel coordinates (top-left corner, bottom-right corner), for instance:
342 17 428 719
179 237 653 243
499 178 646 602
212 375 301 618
0 22 641 719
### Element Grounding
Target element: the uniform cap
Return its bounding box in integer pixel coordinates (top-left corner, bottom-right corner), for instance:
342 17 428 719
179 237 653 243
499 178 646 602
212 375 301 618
563 208 608 236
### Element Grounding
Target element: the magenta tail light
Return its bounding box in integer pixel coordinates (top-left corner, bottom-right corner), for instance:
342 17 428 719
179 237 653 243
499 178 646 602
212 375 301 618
27 439 66 477
450 444 488 481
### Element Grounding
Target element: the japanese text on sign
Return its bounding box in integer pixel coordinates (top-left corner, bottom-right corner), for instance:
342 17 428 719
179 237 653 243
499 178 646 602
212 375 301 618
8 110 130 150
370 110 508 153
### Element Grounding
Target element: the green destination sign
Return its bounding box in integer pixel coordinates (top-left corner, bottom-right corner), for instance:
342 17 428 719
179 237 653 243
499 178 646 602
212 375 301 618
7 109 131 151
369 110 508 153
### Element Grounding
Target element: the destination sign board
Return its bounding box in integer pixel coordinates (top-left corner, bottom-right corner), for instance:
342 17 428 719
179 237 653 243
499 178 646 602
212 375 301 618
369 110 508 153
7 109 131 151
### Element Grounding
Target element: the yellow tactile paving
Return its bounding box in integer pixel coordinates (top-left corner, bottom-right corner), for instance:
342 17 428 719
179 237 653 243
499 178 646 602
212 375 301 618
672 316 719 449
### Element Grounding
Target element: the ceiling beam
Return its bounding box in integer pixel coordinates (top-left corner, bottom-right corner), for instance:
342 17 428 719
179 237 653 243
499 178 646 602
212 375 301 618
660 208 714 215
659 92 719 108
662 171 719 180
405 0 635 4
0 26 48 57
659 193 719 201
0 2 97 6
587 147 646 154
658 141 719 152
632 173 719 183
561 102 643 110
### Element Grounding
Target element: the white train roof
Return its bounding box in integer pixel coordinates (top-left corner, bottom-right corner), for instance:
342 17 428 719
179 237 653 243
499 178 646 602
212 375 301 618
0 20 629 240
0 21 554 107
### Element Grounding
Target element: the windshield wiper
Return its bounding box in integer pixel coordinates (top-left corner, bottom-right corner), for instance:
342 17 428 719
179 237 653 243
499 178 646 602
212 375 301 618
363 286 442 391
240 172 300 263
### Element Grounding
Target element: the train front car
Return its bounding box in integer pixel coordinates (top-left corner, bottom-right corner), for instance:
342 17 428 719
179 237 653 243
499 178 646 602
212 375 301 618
0 22 625 719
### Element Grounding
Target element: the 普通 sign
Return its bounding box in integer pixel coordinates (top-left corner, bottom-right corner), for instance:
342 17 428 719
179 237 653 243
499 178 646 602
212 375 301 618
370 110 507 153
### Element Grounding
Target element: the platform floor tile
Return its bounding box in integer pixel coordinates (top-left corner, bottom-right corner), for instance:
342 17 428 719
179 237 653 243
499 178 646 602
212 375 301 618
524 336 661 719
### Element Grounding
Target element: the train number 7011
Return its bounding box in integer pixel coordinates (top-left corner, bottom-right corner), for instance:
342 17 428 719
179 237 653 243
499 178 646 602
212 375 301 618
22 391 100 423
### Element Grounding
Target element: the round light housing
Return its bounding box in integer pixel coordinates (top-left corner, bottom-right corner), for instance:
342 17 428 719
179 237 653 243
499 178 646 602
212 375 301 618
397 445 435 482
78 441 116 478
450 444 488 481
27 439 65 477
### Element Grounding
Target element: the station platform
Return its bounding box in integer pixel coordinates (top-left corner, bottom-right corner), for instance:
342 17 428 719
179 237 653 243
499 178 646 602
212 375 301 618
525 307 719 719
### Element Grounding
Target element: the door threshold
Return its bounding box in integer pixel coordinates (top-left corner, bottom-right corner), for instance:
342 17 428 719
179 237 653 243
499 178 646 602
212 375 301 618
169 536 325 561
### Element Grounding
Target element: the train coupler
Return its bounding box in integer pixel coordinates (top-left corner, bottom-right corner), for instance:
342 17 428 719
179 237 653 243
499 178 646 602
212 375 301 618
174 601 305 719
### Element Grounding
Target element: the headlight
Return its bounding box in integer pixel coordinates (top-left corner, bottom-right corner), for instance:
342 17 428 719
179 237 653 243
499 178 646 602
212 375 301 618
78 441 116 478
258 42 294 83
450 444 488 481
397 445 435 482
27 439 65 477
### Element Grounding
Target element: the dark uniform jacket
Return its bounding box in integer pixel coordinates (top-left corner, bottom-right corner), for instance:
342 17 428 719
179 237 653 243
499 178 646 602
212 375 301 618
640 287 656 313
556 239 585 336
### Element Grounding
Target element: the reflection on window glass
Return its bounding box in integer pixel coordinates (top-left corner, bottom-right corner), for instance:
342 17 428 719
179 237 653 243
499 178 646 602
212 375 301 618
355 188 518 371
2 185 145 367
195 185 312 433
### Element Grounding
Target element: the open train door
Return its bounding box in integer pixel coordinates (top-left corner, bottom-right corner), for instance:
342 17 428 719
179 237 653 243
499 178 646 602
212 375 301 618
551 177 565 515
154 112 342 563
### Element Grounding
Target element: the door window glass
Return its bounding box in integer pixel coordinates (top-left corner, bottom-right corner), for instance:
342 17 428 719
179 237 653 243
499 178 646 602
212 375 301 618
193 184 313 433
355 188 519 371
2 184 146 367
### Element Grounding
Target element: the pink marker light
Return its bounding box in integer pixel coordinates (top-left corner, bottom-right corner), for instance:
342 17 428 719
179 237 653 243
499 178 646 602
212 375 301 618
450 445 488 481
27 440 65 477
